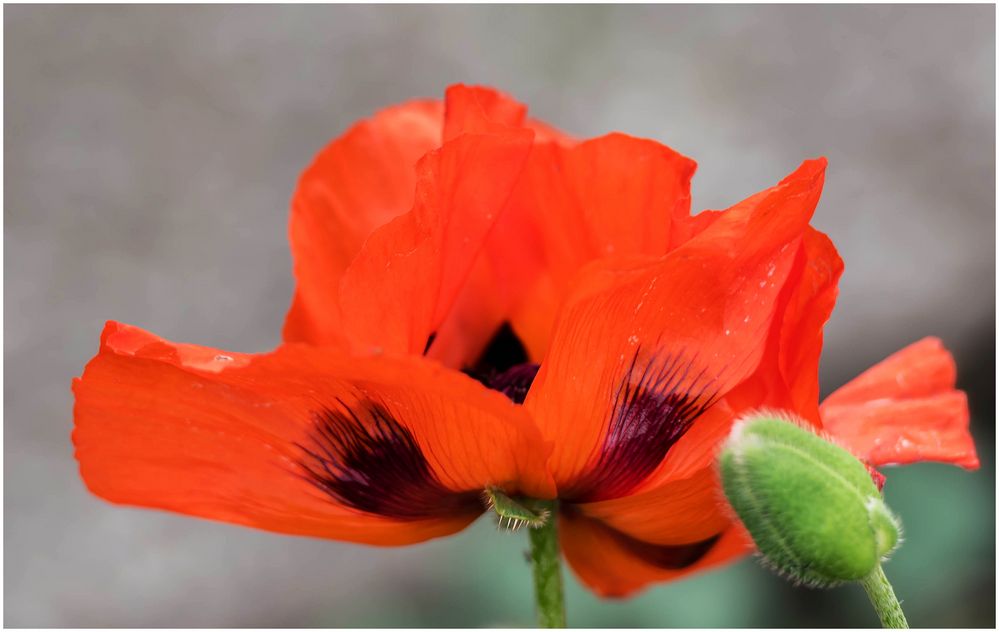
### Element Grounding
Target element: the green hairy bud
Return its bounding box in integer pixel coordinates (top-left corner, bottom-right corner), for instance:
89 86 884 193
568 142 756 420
719 412 902 587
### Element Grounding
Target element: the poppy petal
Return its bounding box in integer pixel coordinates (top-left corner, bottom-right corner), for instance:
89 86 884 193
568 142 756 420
559 510 751 598
671 209 723 246
820 337 979 469
572 466 730 546
823 336 958 405
423 256 512 368
442 84 527 140
442 83 572 145
424 85 546 367
73 322 555 546
618 397 741 492
337 101 533 358
616 227 840 521
535 133 696 271
525 159 827 493
504 134 697 360
428 84 576 368
284 99 444 346
722 227 844 425
778 228 844 422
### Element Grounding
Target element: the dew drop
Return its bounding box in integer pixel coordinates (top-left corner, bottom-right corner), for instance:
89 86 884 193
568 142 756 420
214 354 233 362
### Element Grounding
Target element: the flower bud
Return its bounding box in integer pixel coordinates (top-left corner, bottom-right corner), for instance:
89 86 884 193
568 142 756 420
719 412 902 587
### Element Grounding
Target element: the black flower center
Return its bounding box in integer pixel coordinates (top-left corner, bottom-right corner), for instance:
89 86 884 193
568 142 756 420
467 322 539 405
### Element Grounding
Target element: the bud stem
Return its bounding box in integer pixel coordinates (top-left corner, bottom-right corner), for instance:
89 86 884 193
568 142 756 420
527 500 566 628
860 565 909 628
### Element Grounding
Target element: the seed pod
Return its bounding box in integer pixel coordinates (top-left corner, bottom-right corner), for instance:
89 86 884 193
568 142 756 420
719 412 902 587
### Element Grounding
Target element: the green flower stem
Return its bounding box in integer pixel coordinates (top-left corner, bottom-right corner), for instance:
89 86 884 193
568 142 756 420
861 565 909 628
527 500 566 628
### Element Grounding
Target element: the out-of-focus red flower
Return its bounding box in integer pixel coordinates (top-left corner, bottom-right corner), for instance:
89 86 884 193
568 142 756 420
72 85 978 598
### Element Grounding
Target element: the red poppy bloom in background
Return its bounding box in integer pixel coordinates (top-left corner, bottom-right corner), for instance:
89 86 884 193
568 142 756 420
73 85 978 599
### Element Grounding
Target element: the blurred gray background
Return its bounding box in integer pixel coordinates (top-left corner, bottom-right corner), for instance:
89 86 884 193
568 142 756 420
5 4 994 627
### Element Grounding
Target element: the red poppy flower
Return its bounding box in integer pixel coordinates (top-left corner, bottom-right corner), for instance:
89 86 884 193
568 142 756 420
72 85 978 601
